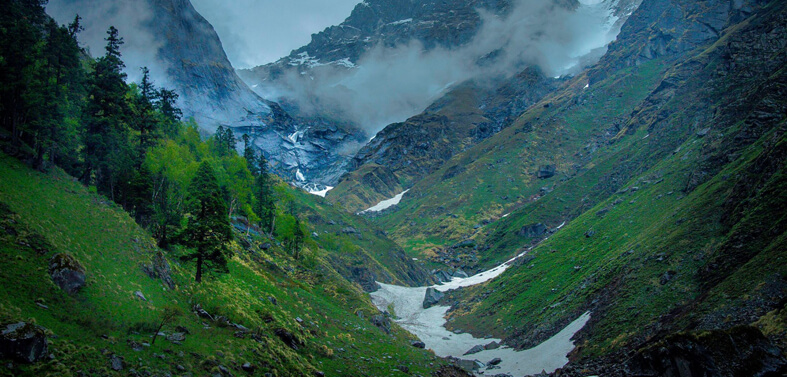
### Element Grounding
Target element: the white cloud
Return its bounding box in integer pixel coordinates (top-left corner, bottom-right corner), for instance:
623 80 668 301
259 0 628 134
190 0 362 68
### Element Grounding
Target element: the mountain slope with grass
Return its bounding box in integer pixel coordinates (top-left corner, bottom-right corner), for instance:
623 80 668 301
0 152 452 376
357 0 787 374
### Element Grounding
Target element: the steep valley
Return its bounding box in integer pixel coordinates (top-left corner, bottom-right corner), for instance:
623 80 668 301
2 0 787 375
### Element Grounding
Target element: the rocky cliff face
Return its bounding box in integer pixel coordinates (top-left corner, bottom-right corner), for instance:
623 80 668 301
48 0 275 132
46 0 362 184
329 67 560 211
146 0 273 131
239 0 516 86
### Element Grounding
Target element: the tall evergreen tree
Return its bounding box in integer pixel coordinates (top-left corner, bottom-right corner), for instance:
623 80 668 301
29 18 84 170
135 67 161 160
179 162 232 283
242 133 258 175
291 216 305 259
82 26 130 199
152 171 181 249
0 0 48 146
157 88 181 138
253 154 276 235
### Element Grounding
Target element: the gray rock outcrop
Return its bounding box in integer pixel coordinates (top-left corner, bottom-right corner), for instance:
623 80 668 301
0 322 49 363
423 287 445 309
49 253 86 294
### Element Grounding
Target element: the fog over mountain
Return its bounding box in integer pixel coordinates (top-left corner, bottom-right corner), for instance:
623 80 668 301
246 0 636 135
46 0 169 84
190 0 362 68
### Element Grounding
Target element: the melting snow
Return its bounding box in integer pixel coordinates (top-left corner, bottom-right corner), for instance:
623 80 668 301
308 186 334 197
371 251 592 376
359 190 409 214
289 52 326 68
295 169 305 182
333 58 356 68
389 18 413 26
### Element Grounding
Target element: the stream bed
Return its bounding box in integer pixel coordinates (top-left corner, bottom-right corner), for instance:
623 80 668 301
370 251 590 376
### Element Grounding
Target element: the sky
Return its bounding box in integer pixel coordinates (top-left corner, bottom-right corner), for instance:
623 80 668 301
190 0 362 69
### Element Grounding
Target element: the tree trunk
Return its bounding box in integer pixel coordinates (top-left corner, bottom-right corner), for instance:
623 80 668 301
151 321 165 345
195 252 203 283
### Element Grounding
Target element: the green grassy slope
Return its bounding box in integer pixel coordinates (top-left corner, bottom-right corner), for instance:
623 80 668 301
372 59 669 267
442 0 787 362
327 69 558 213
0 153 444 376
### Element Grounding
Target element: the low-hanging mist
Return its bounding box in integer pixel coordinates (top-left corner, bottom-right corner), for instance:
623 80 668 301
46 0 170 85
256 0 635 136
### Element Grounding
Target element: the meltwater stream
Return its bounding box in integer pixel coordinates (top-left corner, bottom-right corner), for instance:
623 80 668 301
370 251 590 376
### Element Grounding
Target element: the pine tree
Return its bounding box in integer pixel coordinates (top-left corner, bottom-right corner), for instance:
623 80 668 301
242 133 258 175
253 154 276 235
152 171 181 249
179 162 232 283
135 67 161 160
0 0 47 146
292 216 305 259
157 88 181 138
82 26 130 199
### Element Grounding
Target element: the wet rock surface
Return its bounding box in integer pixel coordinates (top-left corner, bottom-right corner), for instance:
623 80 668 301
0 322 49 363
49 253 86 294
423 287 445 309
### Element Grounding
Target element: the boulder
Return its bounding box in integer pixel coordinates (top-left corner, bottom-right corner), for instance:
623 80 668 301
463 344 485 355
484 341 501 350
141 251 175 289
423 287 445 309
193 304 213 320
488 357 502 366
453 269 469 279
109 354 123 371
134 291 146 301
536 165 556 179
433 270 452 282
0 322 49 363
454 358 484 372
411 340 426 348
370 314 391 334
49 253 86 294
167 332 186 342
518 223 547 238
242 362 255 373
341 227 358 235
660 270 677 285
274 328 303 350
175 326 190 335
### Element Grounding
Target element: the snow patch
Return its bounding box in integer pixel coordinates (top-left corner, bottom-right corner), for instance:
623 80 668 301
295 169 305 182
332 58 356 68
389 18 413 26
359 190 409 214
308 186 334 197
289 51 326 68
371 268 591 376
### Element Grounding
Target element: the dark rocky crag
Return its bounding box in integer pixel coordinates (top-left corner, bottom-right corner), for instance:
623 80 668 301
328 67 561 212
